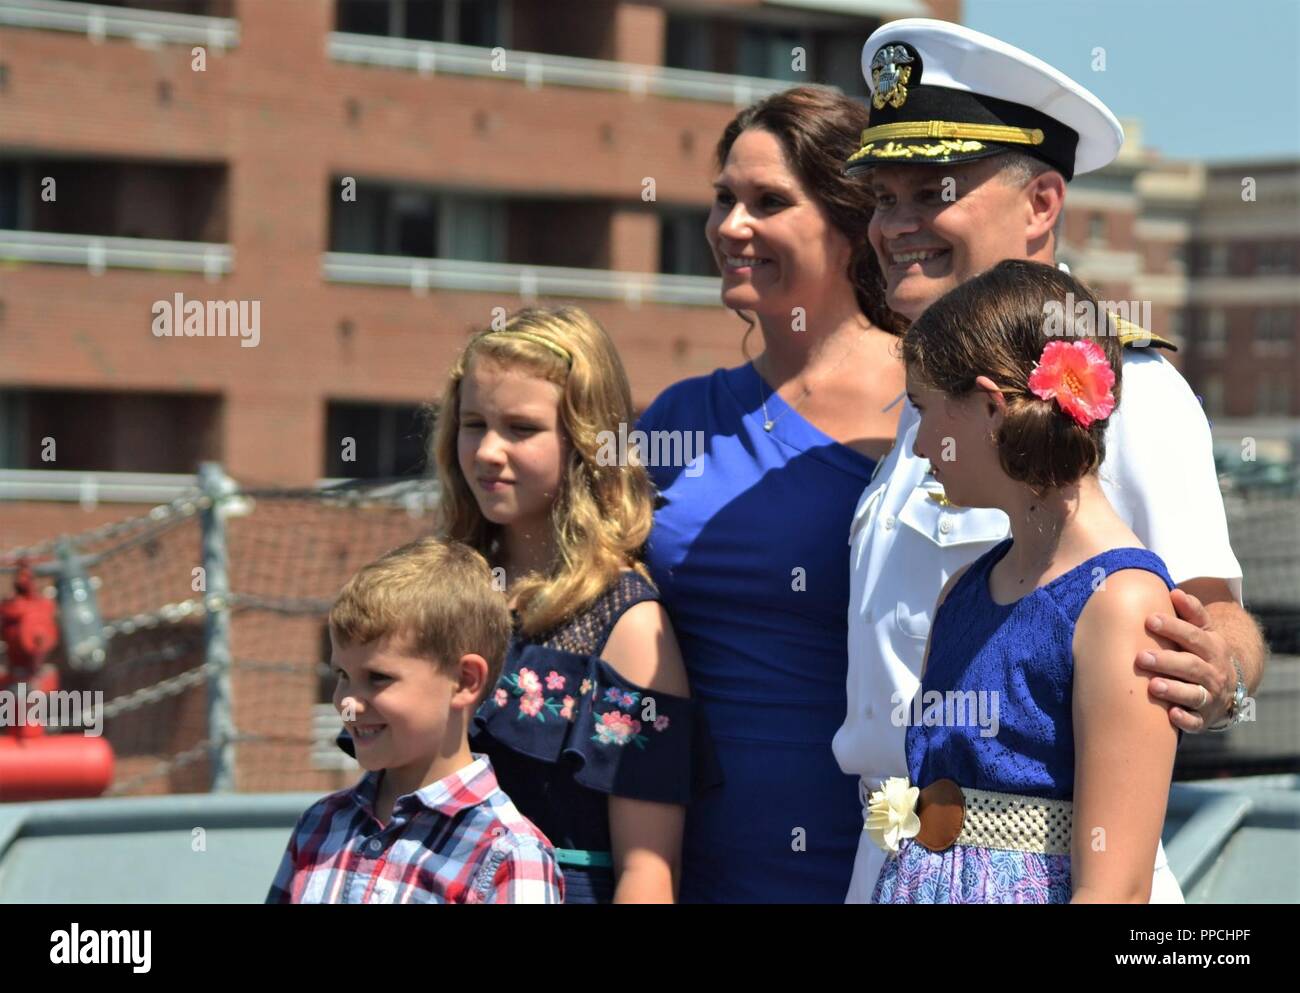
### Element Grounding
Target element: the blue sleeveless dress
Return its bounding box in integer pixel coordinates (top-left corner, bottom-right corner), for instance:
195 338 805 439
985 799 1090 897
337 571 722 904
872 539 1175 904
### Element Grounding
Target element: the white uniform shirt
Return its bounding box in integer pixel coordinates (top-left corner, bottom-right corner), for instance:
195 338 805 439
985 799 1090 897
836 347 1243 903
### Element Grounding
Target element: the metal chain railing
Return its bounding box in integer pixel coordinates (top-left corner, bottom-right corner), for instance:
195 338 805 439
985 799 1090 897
4 465 442 796
103 737 218 797
98 661 221 720
0 492 207 570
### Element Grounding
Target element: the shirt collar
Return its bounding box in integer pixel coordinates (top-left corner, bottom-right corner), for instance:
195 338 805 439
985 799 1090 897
354 754 500 819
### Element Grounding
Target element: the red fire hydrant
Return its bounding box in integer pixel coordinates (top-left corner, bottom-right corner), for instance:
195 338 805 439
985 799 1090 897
0 563 114 801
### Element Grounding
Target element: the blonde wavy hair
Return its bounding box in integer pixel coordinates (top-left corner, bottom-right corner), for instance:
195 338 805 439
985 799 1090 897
432 306 656 637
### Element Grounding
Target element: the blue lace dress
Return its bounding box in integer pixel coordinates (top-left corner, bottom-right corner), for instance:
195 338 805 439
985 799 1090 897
872 539 1176 904
487 570 726 903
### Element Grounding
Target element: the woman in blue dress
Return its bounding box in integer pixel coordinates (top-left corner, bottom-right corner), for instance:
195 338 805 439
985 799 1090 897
637 87 907 902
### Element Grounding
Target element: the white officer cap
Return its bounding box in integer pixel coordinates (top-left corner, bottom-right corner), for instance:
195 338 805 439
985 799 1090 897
846 18 1124 180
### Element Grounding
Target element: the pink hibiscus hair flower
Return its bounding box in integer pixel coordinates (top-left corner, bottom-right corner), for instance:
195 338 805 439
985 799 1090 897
1027 340 1116 429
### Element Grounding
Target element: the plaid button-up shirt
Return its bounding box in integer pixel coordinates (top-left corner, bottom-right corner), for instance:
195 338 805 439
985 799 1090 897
266 754 563 904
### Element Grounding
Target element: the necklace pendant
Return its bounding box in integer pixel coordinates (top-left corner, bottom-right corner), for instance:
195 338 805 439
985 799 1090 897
763 419 774 431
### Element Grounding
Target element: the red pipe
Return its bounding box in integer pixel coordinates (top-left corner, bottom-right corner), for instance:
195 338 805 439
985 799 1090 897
0 735 115 801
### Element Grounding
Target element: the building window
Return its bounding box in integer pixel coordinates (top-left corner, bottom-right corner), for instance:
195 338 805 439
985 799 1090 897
325 401 430 479
663 14 875 91
336 0 501 46
1201 309 1227 355
660 209 715 277
1253 308 1294 355
0 389 221 473
0 156 228 241
0 161 22 229
665 16 713 72
1257 375 1292 416
1256 242 1296 275
1204 242 1228 275
1199 374 1224 417
1167 309 1185 344
1088 213 1106 245
737 24 808 83
329 181 504 262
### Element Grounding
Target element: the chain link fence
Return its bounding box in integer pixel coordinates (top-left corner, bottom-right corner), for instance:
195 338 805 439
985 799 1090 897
0 465 438 796
1 466 1296 795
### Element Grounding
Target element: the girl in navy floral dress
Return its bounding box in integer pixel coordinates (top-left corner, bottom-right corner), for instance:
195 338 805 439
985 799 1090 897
408 305 718 903
866 261 1181 904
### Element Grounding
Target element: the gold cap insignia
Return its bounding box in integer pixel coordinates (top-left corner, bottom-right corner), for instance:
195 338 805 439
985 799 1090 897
871 44 915 110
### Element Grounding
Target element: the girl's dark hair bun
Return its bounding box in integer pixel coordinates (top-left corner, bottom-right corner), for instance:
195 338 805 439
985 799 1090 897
901 259 1124 491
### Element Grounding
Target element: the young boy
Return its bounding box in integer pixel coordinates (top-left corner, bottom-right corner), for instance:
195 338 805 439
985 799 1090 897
266 537 563 904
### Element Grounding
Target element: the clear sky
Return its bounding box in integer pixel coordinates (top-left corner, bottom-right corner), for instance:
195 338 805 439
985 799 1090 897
963 0 1300 161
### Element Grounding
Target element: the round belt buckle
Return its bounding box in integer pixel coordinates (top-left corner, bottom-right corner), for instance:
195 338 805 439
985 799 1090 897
915 778 965 852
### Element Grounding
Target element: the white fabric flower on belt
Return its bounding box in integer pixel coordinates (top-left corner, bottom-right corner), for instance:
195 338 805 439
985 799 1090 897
865 777 921 854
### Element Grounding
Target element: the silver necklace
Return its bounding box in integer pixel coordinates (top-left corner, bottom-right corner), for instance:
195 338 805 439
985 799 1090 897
756 328 870 432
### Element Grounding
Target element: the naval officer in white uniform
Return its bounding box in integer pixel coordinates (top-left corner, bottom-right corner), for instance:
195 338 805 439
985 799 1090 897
835 18 1267 903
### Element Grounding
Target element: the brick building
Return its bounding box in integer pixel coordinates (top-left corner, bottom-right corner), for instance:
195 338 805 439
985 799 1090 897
1 0 957 501
1179 160 1300 460
2 0 964 794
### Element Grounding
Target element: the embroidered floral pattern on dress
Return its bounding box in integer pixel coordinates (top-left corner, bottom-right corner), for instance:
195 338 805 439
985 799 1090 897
469 570 724 807
502 666 565 721
593 711 647 749
604 686 640 711
497 659 684 740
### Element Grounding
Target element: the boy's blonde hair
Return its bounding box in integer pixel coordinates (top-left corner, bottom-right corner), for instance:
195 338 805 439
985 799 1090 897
432 306 656 637
329 538 511 700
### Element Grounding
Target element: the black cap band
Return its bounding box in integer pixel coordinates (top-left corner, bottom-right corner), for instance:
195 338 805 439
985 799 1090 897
848 84 1081 179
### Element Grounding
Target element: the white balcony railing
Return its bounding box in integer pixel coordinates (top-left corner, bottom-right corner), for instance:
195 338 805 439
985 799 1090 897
0 470 438 506
0 230 232 279
0 469 201 504
323 251 723 308
328 32 796 106
0 0 237 47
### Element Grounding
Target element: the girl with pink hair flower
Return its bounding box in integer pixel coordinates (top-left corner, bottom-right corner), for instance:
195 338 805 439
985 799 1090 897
867 259 1182 904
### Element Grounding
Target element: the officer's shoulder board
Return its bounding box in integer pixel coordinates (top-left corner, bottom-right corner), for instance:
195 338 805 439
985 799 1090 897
1112 314 1177 352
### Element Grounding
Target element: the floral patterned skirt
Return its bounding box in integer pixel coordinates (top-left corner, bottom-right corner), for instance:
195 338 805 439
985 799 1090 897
872 839 1072 904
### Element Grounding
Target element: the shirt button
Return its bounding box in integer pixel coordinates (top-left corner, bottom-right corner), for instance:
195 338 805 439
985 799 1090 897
883 515 896 530
938 518 953 535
